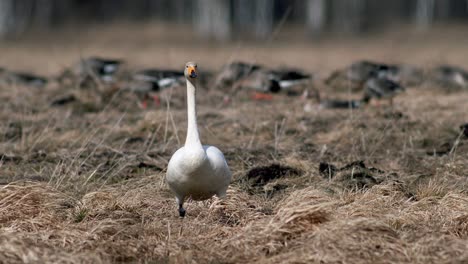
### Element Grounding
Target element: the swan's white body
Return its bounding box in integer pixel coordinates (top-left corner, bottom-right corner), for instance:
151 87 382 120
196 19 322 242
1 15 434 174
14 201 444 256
167 145 231 200
166 62 231 217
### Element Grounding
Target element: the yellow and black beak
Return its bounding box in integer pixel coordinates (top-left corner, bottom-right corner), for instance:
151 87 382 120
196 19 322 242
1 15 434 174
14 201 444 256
188 66 197 78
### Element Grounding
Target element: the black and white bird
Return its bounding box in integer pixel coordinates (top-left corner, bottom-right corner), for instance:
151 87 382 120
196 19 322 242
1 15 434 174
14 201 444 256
75 56 124 83
270 67 312 91
127 69 184 108
239 67 312 100
0 67 48 88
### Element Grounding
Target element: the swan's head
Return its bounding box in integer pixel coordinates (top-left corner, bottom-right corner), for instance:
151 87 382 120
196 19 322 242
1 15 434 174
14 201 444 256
185 61 198 80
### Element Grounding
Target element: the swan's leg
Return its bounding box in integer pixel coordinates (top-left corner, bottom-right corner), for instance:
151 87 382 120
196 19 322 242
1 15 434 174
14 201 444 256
176 196 186 217
179 204 186 217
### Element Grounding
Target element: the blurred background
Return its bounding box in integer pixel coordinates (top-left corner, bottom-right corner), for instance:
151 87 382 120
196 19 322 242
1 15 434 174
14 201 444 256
1 0 468 76
1 0 468 40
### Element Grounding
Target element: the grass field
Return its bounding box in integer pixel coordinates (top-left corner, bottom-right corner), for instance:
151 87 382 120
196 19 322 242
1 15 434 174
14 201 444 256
1 24 468 263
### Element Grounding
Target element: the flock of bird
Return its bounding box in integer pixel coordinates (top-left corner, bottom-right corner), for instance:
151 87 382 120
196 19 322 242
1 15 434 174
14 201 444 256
2 57 468 217
2 57 468 111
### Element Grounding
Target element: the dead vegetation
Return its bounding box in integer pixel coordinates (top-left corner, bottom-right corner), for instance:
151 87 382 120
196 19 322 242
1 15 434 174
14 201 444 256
1 27 468 263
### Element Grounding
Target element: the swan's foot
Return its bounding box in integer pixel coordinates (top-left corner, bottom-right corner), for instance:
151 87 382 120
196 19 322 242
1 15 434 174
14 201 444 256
178 204 186 218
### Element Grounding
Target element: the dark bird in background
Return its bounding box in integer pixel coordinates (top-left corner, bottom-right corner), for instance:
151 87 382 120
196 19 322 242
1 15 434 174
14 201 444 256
76 56 124 83
362 70 405 105
243 68 312 100
270 67 312 93
324 60 380 92
376 64 424 87
0 67 48 88
215 61 312 101
126 69 185 108
214 61 262 89
326 60 423 92
346 60 381 82
58 56 125 87
432 65 468 90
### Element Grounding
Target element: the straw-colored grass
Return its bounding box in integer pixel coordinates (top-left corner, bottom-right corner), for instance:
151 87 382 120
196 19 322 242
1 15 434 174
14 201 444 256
1 24 468 263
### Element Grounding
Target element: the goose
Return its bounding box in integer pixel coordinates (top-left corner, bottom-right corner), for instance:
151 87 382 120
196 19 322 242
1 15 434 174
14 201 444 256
166 61 232 217
128 69 185 108
325 60 379 92
0 67 48 88
214 61 262 89
347 60 382 82
432 65 468 89
362 71 405 105
326 60 423 92
232 66 312 100
57 56 125 88
64 56 124 84
379 64 424 87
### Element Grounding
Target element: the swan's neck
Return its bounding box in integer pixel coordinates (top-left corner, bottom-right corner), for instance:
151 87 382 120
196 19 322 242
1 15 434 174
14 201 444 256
185 79 202 148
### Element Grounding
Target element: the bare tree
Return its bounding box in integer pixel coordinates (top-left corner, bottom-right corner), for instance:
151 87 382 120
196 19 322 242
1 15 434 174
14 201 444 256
0 0 14 37
1 0 468 41
233 0 254 35
33 0 53 27
435 0 451 20
194 0 231 41
415 0 435 30
254 0 274 39
331 0 366 33
305 0 327 36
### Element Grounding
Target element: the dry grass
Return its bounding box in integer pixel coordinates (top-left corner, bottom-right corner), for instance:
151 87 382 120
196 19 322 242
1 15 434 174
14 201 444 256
1 24 468 263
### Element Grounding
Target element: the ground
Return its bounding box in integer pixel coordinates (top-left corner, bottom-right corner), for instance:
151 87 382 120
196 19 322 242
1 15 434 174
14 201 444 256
0 24 468 263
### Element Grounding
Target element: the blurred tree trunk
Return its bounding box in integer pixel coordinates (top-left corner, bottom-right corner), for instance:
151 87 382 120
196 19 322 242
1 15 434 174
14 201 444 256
435 0 451 19
210 0 231 40
415 0 435 30
0 0 14 37
2 0 468 40
172 0 188 24
254 0 274 39
194 0 212 38
305 0 326 36
331 0 366 33
194 0 231 41
33 0 53 27
234 0 254 35
12 0 34 35
0 0 35 38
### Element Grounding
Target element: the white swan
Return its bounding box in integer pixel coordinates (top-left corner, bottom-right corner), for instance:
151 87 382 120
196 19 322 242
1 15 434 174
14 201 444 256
166 61 232 217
